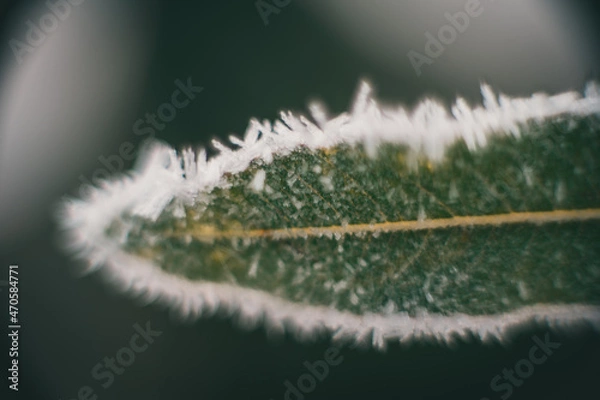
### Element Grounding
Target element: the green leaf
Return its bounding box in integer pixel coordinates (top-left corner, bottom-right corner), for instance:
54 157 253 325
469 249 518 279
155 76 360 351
121 117 600 317
61 83 600 347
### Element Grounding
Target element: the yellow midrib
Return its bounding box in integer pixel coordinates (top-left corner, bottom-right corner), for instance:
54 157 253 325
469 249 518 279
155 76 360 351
172 208 600 241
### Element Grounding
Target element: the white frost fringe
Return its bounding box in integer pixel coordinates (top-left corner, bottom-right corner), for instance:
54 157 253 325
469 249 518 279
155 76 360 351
58 82 600 348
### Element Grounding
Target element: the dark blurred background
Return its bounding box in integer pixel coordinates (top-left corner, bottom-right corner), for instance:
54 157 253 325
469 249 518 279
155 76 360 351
0 1 599 399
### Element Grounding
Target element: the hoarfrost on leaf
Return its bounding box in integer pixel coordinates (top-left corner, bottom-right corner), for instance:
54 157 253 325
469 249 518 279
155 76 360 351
59 81 600 348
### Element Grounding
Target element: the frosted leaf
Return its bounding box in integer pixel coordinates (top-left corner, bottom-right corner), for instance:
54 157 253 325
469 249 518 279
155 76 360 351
59 82 600 349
